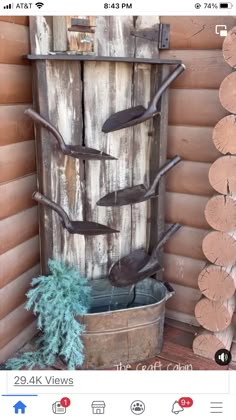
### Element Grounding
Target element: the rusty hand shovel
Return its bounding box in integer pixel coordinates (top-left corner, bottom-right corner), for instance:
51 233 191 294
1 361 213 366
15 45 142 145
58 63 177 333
97 155 181 207
25 109 116 160
102 63 185 133
33 192 119 235
109 223 181 287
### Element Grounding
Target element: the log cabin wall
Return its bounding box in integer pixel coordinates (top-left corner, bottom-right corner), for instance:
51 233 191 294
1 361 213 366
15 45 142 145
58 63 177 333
160 16 236 324
0 16 39 363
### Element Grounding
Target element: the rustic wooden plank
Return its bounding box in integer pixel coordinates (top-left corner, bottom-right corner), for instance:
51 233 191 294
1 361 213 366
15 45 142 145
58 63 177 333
166 283 202 315
0 104 34 146
0 64 32 104
30 17 85 274
160 50 231 89
163 253 206 289
133 16 161 267
168 89 227 127
160 16 236 49
0 236 40 288
0 16 29 26
164 226 209 260
0 321 37 364
84 17 135 278
0 174 36 220
165 192 210 229
0 140 36 183
166 309 201 327
0 206 38 255
166 161 214 196
0 265 40 319
29 17 53 55
53 17 67 51
0 21 30 65
0 303 34 349
167 125 221 163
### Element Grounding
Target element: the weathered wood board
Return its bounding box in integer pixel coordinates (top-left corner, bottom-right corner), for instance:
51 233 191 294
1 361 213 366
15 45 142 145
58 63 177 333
30 16 169 280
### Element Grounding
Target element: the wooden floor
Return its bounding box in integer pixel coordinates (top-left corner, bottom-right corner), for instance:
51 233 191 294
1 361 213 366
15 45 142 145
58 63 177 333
2 319 236 370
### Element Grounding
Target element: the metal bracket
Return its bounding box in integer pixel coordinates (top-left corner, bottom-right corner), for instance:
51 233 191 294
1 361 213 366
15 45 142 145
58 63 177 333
68 18 95 33
131 24 170 49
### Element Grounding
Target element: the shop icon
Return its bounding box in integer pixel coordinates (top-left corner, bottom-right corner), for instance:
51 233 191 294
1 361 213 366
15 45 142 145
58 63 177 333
92 401 105 414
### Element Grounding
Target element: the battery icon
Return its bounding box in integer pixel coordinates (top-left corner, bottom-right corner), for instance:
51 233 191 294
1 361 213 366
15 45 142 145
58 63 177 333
219 2 233 7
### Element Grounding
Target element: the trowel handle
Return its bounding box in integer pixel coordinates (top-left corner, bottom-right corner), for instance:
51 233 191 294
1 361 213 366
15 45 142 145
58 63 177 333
149 63 186 114
25 108 67 153
32 191 71 228
163 282 175 301
148 155 181 196
150 223 181 260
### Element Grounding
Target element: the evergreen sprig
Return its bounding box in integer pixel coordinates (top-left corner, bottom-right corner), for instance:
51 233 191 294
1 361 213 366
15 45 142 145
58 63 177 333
6 259 91 370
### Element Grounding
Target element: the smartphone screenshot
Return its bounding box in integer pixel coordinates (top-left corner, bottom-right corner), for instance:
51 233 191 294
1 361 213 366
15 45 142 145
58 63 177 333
0 0 236 418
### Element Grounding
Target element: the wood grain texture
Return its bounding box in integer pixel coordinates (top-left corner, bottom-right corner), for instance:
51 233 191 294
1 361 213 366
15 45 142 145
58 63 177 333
0 206 38 255
0 303 34 349
0 321 37 364
167 125 221 163
0 140 36 183
223 26 236 68
0 174 36 220
0 64 32 104
202 231 236 266
198 264 236 301
166 283 202 315
160 50 231 89
168 89 227 127
219 72 236 114
163 253 206 289
193 326 235 360
160 16 236 49
209 156 236 195
0 104 34 146
164 226 210 260
166 161 214 196
165 192 210 229
84 16 134 278
195 296 236 332
0 265 40 319
0 21 30 65
205 195 236 232
0 16 29 26
213 115 236 155
31 17 85 273
0 236 40 288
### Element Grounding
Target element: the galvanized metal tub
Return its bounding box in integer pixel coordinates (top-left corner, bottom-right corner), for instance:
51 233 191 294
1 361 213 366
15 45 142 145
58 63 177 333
79 278 174 369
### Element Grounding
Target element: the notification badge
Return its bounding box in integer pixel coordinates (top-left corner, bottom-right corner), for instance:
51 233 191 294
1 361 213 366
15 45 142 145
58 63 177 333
171 397 193 414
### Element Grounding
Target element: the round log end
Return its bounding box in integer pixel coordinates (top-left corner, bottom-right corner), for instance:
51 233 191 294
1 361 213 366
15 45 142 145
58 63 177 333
213 115 236 155
209 156 236 195
193 327 234 360
194 297 235 332
198 265 236 301
202 231 236 266
204 195 236 232
219 72 236 113
223 26 236 68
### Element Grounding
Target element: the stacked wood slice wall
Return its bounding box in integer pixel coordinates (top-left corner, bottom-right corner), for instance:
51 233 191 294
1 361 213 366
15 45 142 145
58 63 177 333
0 16 39 363
159 16 236 327
192 26 236 359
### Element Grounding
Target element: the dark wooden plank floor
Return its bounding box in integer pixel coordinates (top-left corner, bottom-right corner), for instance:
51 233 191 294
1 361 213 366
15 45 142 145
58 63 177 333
2 319 235 370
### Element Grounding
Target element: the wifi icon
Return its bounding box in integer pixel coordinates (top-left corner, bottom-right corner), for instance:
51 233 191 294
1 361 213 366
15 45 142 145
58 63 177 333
35 2 44 8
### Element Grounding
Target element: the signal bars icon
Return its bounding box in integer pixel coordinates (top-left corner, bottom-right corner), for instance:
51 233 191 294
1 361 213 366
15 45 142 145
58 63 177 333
3 3 13 8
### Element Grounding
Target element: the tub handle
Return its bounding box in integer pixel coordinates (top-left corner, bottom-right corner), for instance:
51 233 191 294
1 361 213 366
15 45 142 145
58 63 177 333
163 282 175 301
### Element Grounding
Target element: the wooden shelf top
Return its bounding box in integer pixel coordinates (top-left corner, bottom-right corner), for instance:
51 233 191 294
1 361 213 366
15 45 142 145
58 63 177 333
26 54 182 65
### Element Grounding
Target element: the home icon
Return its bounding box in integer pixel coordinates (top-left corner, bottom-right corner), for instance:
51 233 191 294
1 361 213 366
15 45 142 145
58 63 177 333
13 401 27 414
91 401 105 414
